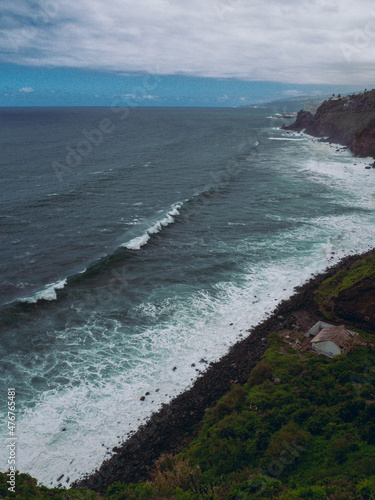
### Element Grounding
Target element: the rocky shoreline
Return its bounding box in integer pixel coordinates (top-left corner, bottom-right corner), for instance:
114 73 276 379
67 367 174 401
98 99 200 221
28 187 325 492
74 249 375 494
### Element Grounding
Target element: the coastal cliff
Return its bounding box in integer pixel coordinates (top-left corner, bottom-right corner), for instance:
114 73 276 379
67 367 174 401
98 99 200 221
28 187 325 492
283 89 375 159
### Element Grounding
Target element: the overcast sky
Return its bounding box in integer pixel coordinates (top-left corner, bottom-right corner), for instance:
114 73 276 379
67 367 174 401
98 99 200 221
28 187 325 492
0 0 374 105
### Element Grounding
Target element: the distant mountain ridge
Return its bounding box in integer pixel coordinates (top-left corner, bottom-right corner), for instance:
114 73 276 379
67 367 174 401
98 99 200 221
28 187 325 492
282 89 375 159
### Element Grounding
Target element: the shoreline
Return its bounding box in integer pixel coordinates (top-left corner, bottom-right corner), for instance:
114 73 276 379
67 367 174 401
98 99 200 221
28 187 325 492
282 91 375 161
74 247 375 493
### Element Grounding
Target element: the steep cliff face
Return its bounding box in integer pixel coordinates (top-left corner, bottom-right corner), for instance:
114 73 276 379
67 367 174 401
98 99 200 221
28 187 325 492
283 90 375 158
315 252 375 333
284 110 314 131
331 277 375 330
351 118 375 157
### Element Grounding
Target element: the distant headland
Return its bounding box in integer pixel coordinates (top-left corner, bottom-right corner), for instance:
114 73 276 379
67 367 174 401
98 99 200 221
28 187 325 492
282 89 375 161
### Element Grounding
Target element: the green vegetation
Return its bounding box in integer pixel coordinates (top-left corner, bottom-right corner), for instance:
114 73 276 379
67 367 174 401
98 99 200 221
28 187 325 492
2 330 375 499
314 253 375 319
0 472 99 499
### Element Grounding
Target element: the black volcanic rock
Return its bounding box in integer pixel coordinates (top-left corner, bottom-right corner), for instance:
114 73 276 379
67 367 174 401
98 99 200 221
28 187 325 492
281 110 314 131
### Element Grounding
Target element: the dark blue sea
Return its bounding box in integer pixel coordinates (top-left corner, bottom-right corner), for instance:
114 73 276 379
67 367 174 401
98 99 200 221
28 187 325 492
1 106 374 486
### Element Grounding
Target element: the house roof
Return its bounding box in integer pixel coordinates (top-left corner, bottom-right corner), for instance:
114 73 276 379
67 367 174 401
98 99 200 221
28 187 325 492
311 325 355 349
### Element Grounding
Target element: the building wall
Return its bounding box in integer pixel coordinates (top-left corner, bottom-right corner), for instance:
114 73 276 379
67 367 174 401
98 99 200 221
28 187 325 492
314 341 341 357
306 321 334 337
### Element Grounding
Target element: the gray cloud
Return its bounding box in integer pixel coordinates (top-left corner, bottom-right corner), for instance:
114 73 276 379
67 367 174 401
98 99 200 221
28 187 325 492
1 0 375 83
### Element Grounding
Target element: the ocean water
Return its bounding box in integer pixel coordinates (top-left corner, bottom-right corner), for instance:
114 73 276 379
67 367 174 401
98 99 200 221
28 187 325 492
1 106 375 487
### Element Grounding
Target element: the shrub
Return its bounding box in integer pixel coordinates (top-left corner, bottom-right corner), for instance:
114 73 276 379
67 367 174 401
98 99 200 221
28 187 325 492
356 477 375 500
340 399 365 423
228 475 282 499
171 489 200 499
151 454 202 494
330 434 359 464
205 384 246 425
105 482 153 499
263 422 310 465
361 423 375 445
247 361 273 387
306 409 331 435
293 485 327 499
360 384 375 399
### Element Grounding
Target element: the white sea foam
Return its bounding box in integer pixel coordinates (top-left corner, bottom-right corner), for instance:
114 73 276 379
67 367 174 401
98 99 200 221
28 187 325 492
268 137 305 141
19 279 67 304
123 202 183 250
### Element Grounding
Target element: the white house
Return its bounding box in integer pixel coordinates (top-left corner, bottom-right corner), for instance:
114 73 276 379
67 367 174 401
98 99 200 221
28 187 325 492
309 324 357 358
304 321 335 338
